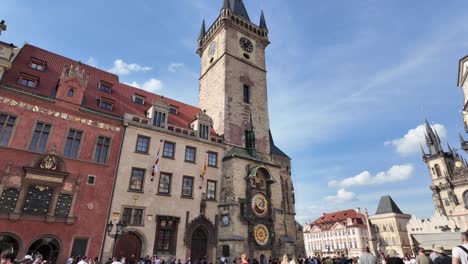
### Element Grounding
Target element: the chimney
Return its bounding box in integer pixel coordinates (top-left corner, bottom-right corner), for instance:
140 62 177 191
355 207 361 213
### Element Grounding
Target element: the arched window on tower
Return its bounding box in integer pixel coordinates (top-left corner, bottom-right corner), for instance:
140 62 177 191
434 164 442 177
68 88 74 97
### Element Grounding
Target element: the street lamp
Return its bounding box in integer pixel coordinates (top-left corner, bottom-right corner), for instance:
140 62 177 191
107 220 127 257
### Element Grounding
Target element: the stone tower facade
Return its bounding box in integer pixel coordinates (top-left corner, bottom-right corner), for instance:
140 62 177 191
198 0 305 260
421 120 468 229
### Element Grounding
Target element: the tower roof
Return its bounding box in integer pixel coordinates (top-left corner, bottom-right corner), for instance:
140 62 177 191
259 10 268 30
222 0 250 21
425 119 443 155
375 195 404 215
269 130 290 159
198 19 206 40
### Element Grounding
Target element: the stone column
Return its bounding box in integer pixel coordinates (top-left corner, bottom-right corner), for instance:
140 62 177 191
46 188 60 223
10 183 29 220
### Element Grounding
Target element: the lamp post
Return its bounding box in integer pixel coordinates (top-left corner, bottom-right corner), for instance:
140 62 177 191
107 220 127 258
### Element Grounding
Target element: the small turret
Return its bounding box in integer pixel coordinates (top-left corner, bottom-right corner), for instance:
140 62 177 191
198 19 206 41
425 119 443 155
459 133 468 152
260 10 268 30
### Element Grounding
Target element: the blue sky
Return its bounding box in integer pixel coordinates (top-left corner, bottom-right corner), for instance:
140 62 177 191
2 0 468 223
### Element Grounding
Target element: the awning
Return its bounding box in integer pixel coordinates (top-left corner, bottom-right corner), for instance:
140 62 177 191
411 233 460 250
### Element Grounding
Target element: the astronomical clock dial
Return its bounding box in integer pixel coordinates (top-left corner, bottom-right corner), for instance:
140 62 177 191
239 37 254 53
208 41 217 58
251 193 268 217
455 161 463 168
253 224 270 246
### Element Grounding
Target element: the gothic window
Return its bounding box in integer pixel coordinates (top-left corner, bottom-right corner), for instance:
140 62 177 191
154 216 178 255
198 124 209 140
185 146 196 163
463 191 468 209
94 136 111 163
29 122 51 153
243 84 250 104
181 176 194 198
67 89 74 97
129 168 145 192
23 186 53 215
0 113 16 146
207 152 218 167
122 207 144 226
152 111 166 128
0 188 19 213
206 180 216 200
158 173 172 195
163 142 175 159
54 194 73 217
64 129 83 158
135 135 150 153
434 164 442 177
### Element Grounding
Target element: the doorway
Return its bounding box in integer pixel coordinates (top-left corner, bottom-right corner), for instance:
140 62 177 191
114 232 142 261
190 227 208 261
27 237 60 264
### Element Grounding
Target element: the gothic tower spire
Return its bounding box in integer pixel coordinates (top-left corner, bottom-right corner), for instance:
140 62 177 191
425 119 443 155
221 0 250 21
260 10 268 30
198 19 206 40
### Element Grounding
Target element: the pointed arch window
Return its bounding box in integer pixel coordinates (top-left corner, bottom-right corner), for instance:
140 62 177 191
67 88 74 97
434 164 442 177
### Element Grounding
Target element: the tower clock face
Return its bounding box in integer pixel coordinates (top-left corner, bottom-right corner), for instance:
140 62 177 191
208 41 217 58
239 37 253 53
251 193 268 217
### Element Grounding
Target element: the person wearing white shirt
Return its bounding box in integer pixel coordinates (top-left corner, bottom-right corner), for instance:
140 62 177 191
452 230 468 264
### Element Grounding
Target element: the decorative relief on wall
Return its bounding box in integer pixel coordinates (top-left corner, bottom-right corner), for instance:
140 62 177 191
0 96 121 132
39 155 58 171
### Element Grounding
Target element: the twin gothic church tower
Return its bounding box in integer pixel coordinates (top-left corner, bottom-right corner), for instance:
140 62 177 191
198 0 305 259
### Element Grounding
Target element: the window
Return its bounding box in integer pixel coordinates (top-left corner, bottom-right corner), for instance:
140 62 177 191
206 180 216 200
181 176 194 198
23 186 53 215
29 122 51 153
153 111 166 128
243 84 250 104
0 188 19 213
185 146 196 162
99 100 113 111
169 108 178 115
98 82 112 93
434 164 442 177
199 124 209 140
207 152 218 167
0 113 17 146
154 216 178 255
94 136 110 163
133 94 145 105
464 191 468 209
30 60 45 71
19 76 38 88
129 168 145 192
71 238 88 258
54 194 73 217
135 135 150 153
122 207 144 226
158 173 172 195
163 142 175 159
64 129 83 158
87 175 96 185
67 89 74 97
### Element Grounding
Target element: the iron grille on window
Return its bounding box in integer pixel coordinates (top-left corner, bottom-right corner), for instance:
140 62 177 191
29 122 51 153
64 129 83 158
0 188 19 213
23 186 53 215
0 113 16 146
54 194 73 217
94 136 110 163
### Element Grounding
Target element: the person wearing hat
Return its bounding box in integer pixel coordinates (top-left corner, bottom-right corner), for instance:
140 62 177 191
386 250 404 264
432 245 450 264
416 248 432 264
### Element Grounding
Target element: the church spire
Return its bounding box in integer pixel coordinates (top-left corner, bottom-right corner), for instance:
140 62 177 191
260 10 268 30
198 19 206 40
420 144 427 157
222 0 230 10
221 0 250 21
425 119 443 155
245 112 256 157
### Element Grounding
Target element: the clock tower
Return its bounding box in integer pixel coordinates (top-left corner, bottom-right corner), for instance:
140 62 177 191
198 0 271 154
197 0 305 260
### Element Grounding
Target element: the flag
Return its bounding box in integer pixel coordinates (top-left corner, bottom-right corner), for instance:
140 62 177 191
151 140 163 181
199 153 207 189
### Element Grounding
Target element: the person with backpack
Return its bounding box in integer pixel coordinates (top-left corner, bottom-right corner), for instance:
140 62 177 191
452 229 468 264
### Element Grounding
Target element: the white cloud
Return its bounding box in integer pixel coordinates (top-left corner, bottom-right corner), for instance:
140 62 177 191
168 63 184 73
324 189 357 203
86 56 97 67
109 59 151 75
384 123 447 156
328 164 414 188
127 78 162 93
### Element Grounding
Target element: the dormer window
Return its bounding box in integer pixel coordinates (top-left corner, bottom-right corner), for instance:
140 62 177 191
169 107 178 115
99 98 114 111
153 111 166 128
132 94 145 105
30 59 46 71
19 74 38 88
148 98 170 129
98 81 112 93
199 124 209 140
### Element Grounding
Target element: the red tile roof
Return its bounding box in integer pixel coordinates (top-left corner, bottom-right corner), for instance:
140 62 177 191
1 44 213 132
310 209 366 229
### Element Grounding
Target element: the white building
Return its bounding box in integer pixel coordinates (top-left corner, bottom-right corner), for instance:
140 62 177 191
303 209 370 258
